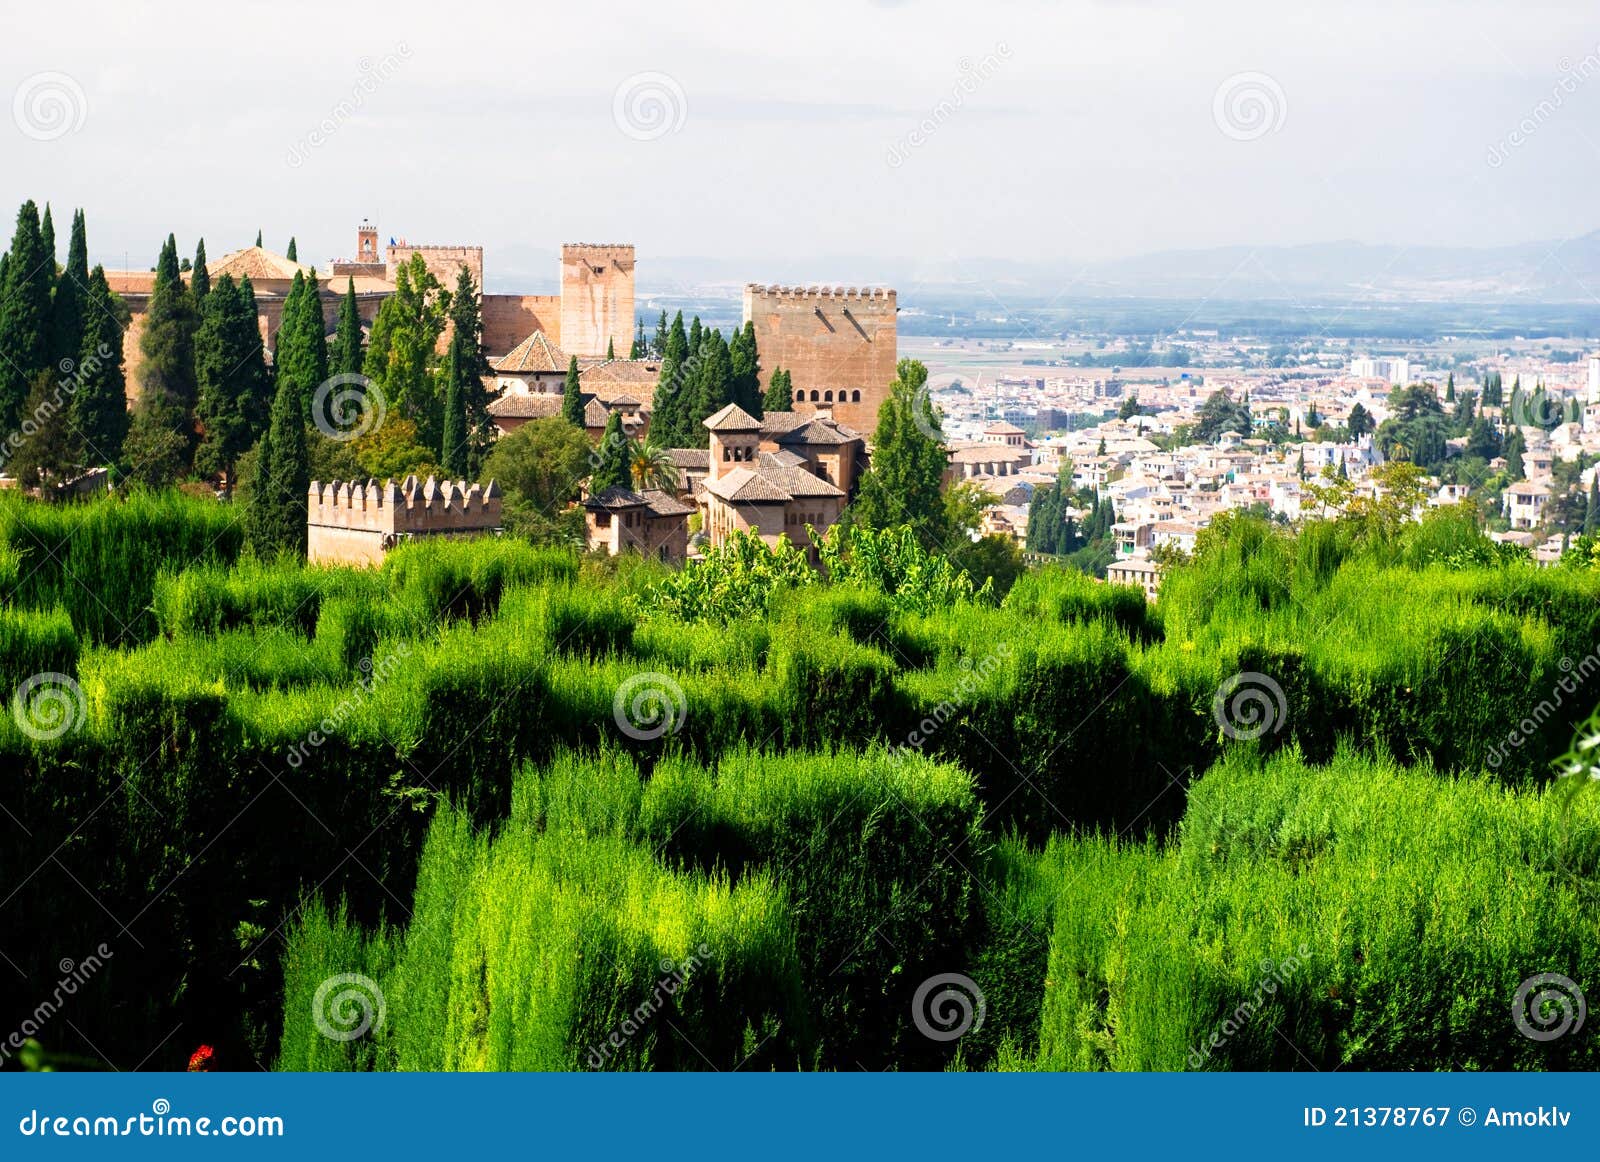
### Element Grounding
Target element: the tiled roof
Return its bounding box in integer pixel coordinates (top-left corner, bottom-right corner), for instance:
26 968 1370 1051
487 393 564 419
585 486 648 511
759 466 845 498
639 489 695 517
774 419 859 447
700 467 791 503
704 403 763 432
665 448 709 470
208 246 311 282
759 449 806 468
494 331 569 374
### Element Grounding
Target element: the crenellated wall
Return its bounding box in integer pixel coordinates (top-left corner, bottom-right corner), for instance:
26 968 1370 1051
306 475 503 565
742 284 898 431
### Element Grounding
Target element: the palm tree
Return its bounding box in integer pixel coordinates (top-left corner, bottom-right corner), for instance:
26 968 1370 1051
627 439 680 493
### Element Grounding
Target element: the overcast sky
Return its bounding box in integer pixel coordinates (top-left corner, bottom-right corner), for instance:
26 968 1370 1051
5 0 1600 283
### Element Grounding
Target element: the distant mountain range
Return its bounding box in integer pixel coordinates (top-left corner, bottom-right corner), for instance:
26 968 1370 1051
487 233 1600 305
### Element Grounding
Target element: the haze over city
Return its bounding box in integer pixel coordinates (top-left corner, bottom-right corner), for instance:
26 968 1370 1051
8 0 1600 288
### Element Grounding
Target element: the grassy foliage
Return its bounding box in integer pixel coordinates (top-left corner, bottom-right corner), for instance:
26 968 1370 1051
3 492 1598 1072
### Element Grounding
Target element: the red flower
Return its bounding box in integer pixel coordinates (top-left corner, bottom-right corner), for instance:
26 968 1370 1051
187 1044 215 1072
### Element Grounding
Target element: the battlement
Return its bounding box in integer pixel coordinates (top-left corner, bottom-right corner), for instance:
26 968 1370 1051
306 476 503 565
562 243 635 257
744 284 896 304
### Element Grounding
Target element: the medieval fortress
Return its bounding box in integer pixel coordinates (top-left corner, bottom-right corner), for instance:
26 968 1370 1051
106 223 897 423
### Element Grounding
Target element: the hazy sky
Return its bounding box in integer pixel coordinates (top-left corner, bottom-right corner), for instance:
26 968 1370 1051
6 0 1600 280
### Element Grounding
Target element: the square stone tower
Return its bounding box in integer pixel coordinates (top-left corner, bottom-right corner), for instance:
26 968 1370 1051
560 244 635 360
743 285 897 432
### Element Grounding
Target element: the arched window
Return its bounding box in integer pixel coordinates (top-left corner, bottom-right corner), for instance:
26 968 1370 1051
794 389 804 402
851 390 861 403
824 390 834 402
809 390 819 402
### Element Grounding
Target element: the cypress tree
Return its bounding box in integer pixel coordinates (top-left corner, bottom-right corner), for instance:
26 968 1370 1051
688 316 703 360
9 370 81 495
255 229 263 248
631 318 647 359
330 277 364 375
1504 428 1525 481
48 208 89 371
590 411 630 493
39 204 56 270
650 311 690 447
764 367 793 413
562 355 585 427
286 237 298 262
689 328 734 442
606 336 615 360
0 201 55 431
1445 372 1455 403
71 265 130 468
651 310 668 358
850 360 948 539
729 319 762 415
249 366 309 559
440 336 468 477
275 270 328 424
194 274 270 489
125 234 200 479
446 266 492 469
191 238 210 305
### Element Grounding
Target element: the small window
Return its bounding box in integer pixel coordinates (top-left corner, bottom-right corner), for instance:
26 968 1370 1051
810 390 819 402
794 389 804 401
824 390 834 402
851 390 861 403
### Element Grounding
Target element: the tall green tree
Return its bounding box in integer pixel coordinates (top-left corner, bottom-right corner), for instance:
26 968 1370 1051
651 310 668 358
329 277 364 375
71 266 130 467
606 336 615 360
849 359 948 539
48 208 89 371
445 266 492 469
729 320 762 416
191 238 210 305
39 204 55 269
255 229 263 248
649 311 690 447
561 355 585 427
126 234 200 480
1347 401 1375 439
248 364 310 559
440 336 469 477
688 328 734 443
688 316 703 361
764 367 793 413
274 270 329 424
631 318 647 359
0 201 55 431
194 274 271 488
1504 428 1526 481
363 254 449 449
285 237 298 262
590 411 631 493
9 371 79 496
